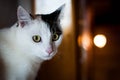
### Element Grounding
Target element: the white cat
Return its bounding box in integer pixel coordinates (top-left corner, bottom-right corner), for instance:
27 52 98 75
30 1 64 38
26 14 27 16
0 5 64 80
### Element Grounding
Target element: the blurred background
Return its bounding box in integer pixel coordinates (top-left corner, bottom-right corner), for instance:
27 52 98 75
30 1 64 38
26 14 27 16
0 0 120 80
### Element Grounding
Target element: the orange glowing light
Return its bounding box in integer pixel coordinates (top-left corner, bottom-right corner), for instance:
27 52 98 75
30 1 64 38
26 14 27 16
78 32 92 50
81 34 92 50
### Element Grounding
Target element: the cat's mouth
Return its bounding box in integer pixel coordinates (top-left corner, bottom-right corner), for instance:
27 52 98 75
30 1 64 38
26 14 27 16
42 51 56 60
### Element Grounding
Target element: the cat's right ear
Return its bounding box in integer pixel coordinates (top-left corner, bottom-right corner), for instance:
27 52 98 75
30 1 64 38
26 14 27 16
17 6 31 27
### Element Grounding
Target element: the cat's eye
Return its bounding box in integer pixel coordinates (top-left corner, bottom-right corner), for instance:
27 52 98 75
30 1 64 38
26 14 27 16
52 33 59 41
32 35 41 43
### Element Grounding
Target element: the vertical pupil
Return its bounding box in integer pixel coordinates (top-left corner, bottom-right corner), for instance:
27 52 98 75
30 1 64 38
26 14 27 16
52 34 59 41
35 36 38 40
33 35 41 42
54 35 56 39
53 34 57 39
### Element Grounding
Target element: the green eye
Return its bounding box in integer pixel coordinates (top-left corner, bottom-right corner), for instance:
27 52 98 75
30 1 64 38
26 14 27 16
52 33 59 41
32 35 41 43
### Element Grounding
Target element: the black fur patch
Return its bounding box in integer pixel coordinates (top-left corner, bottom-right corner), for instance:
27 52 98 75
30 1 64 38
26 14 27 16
41 10 62 35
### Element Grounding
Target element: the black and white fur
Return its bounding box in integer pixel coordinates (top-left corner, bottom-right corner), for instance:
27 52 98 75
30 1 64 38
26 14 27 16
0 5 64 80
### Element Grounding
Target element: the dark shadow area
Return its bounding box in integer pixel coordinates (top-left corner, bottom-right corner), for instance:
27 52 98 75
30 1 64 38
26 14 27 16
0 0 17 29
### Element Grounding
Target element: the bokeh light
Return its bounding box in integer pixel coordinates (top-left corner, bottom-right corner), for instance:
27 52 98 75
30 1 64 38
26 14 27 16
93 34 107 48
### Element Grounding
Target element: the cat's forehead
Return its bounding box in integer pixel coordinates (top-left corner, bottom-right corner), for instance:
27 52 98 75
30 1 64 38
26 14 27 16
29 13 62 36
30 14 57 30
30 19 50 33
30 14 58 24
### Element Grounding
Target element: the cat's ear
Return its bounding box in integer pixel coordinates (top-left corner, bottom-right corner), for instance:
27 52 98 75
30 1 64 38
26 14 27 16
55 4 65 20
51 4 65 21
41 4 65 22
17 6 31 27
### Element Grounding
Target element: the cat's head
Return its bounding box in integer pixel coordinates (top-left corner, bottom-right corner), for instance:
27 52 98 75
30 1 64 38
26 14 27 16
16 5 64 60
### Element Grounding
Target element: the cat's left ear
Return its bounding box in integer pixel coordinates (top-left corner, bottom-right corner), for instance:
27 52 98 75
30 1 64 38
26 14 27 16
56 4 65 19
52 4 65 21
17 6 32 27
41 4 65 22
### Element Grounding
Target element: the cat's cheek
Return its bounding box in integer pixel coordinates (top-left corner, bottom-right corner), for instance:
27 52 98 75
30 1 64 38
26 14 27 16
55 36 63 47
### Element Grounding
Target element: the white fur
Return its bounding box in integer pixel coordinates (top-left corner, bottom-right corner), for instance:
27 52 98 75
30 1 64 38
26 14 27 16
0 7 63 80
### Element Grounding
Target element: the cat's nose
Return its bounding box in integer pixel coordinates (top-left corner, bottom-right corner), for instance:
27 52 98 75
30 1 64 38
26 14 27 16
46 47 53 54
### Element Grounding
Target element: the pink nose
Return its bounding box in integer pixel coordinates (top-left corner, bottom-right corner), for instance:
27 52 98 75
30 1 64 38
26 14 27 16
46 48 53 54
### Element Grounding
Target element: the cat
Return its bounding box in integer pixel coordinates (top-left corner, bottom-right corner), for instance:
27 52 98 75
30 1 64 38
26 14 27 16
0 5 64 80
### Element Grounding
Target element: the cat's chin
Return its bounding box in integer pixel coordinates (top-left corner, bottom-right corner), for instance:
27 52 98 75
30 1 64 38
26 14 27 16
39 53 55 60
40 56 53 60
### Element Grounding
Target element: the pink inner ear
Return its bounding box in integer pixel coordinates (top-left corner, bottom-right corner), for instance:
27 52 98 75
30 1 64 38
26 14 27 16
20 21 25 27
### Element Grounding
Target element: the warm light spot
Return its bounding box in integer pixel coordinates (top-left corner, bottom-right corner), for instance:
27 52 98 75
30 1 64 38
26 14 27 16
93 34 107 48
78 32 92 50
82 33 92 50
